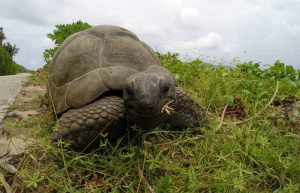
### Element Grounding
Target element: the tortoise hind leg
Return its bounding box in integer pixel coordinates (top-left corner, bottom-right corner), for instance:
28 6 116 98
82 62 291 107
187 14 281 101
52 96 127 150
167 88 206 128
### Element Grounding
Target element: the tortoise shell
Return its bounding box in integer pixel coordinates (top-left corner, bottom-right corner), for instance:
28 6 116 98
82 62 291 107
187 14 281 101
48 25 161 114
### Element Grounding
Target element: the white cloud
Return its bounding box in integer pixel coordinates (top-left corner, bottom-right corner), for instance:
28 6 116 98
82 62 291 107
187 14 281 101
161 0 202 29
0 0 300 69
162 32 233 61
121 17 163 39
0 0 72 26
180 32 223 50
195 32 223 50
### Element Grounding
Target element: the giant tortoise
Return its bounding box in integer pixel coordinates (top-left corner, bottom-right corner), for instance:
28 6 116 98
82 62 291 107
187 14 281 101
48 25 205 149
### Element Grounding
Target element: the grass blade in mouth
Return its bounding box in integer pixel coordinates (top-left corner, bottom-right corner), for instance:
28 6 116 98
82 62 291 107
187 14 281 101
161 100 175 115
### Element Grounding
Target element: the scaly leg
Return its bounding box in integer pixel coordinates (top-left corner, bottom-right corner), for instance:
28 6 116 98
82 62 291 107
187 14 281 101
167 88 206 128
52 96 127 150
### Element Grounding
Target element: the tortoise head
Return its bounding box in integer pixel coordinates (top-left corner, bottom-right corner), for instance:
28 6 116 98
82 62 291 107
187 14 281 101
123 71 176 118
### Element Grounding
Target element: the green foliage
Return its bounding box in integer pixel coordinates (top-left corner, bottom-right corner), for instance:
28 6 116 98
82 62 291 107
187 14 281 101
159 53 300 109
43 20 92 68
155 176 174 193
13 61 28 73
0 44 15 75
3 42 19 57
5 52 300 192
0 27 5 44
0 46 27 75
0 27 26 75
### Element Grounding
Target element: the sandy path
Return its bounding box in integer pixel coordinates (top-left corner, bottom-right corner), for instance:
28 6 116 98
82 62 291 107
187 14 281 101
0 73 30 122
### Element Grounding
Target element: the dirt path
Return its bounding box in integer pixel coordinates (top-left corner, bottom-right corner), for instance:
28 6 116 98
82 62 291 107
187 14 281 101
0 73 30 122
0 76 47 193
0 73 34 178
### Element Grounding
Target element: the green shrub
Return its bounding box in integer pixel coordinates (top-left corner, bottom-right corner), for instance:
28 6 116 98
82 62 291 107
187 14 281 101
10 53 300 192
0 44 16 75
43 20 92 70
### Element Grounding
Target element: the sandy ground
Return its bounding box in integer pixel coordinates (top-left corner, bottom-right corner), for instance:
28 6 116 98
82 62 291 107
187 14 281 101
0 76 46 190
0 73 30 123
0 73 33 171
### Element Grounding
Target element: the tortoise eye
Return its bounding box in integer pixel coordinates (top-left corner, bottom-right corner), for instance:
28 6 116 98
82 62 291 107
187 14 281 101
160 82 170 94
126 87 133 96
125 82 134 96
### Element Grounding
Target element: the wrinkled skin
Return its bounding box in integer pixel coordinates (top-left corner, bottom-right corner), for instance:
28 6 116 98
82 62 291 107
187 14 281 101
123 70 176 127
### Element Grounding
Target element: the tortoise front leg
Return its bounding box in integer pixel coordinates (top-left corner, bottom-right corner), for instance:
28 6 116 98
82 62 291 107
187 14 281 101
52 96 127 150
167 88 206 128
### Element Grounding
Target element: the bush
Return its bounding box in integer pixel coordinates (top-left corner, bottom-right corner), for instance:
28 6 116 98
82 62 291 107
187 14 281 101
0 44 16 75
0 27 26 75
43 20 92 70
13 54 300 192
14 61 28 73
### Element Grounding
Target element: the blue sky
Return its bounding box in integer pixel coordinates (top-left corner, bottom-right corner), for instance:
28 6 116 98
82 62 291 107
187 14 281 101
0 0 299 70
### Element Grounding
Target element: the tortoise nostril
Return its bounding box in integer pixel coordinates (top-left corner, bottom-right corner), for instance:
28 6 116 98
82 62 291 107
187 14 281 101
139 105 154 113
146 106 153 111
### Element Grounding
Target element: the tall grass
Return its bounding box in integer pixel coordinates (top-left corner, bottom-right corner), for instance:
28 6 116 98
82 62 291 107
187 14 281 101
2 53 300 192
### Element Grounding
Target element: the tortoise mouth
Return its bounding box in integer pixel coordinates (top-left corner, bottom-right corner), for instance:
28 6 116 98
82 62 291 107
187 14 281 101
127 105 161 118
126 99 174 118
135 110 161 118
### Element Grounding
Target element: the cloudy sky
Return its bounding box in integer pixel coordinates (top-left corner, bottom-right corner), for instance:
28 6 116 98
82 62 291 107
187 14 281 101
0 0 299 70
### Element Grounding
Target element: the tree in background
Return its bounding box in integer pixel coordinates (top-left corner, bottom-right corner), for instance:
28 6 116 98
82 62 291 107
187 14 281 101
43 20 92 70
3 42 19 57
0 27 26 75
0 44 15 75
0 27 5 45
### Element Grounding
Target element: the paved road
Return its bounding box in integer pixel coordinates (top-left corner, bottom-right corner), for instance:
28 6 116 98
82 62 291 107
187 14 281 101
0 73 30 122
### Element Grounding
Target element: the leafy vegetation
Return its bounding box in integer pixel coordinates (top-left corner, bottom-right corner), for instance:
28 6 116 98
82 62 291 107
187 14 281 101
42 20 91 70
3 42 20 57
1 21 299 192
0 27 5 44
1 52 299 192
0 27 27 75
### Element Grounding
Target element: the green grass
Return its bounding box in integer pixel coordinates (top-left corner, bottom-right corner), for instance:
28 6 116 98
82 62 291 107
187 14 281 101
2 53 300 192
